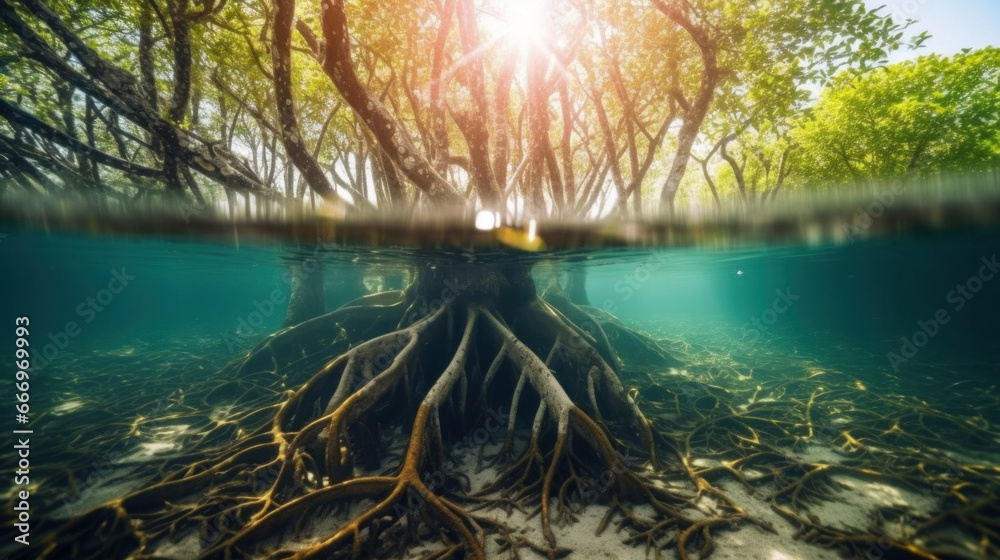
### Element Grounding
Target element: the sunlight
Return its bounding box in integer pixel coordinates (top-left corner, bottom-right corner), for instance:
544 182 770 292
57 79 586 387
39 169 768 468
489 0 548 51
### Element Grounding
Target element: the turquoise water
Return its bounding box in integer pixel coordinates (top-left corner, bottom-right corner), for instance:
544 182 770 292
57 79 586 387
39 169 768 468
3 230 996 379
1 228 999 559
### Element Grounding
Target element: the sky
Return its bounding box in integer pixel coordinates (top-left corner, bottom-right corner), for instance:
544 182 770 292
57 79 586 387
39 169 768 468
868 0 1000 61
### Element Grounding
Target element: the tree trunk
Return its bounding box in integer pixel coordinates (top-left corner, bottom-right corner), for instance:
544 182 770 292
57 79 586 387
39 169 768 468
284 259 327 327
25 249 701 560
272 0 344 205
564 267 590 305
652 0 719 213
318 0 464 206
719 133 749 205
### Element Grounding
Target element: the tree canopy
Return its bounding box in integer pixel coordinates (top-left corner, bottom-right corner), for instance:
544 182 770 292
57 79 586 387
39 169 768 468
0 0 939 216
791 47 1000 184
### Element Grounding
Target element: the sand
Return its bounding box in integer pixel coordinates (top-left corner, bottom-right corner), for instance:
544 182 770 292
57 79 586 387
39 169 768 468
209 438 948 559
57 415 981 559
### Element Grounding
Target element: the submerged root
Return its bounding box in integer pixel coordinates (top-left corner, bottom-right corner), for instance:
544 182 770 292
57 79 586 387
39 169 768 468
197 302 721 560
20 271 705 560
19 268 995 560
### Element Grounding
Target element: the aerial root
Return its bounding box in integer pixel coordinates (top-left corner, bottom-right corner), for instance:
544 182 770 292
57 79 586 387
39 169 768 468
555 457 588 525
201 307 486 560
243 303 451 521
542 288 681 373
233 290 408 380
479 309 731 553
35 502 144 560
540 420 570 546
521 300 660 465
28 285 732 560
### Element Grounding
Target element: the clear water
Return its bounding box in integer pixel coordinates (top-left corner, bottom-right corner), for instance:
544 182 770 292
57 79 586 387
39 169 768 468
4 230 996 380
2 227 999 559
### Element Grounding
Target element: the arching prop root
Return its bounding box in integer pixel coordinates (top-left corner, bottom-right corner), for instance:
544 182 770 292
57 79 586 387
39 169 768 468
16 272 1000 560
472 308 748 557
542 288 682 375
635 343 1000 560
201 305 715 559
19 268 744 560
204 308 483 559
227 290 408 383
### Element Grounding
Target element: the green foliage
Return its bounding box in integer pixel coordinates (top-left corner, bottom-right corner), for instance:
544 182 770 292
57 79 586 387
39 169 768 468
2 0 983 212
792 47 1000 184
683 0 908 207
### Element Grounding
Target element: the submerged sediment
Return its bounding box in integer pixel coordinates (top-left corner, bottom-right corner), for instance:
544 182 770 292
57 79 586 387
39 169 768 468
3 260 999 560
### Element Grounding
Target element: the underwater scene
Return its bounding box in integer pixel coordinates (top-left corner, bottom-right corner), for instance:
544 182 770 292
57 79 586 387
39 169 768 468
1 222 999 560
3 0 1000 557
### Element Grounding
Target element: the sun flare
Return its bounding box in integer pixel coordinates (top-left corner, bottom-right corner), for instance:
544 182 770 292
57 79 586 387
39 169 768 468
493 0 549 50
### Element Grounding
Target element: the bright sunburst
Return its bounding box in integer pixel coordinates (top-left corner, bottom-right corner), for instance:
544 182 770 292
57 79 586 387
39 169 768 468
485 0 549 51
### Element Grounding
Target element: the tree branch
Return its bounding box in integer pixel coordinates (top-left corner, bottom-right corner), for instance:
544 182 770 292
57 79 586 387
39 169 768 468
318 0 464 206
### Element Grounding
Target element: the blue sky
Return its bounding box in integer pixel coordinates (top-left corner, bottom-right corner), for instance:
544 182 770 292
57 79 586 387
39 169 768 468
868 0 1000 61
